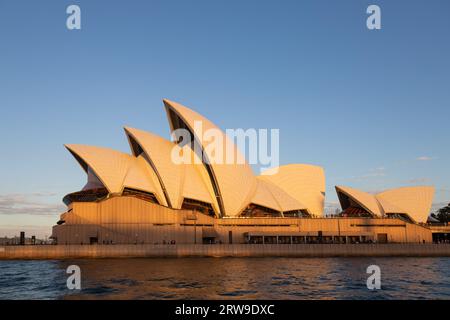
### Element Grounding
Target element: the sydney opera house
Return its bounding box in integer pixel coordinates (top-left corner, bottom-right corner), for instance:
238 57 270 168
52 99 436 245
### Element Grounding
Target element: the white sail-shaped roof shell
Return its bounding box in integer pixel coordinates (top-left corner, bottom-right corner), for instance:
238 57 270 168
253 179 308 213
376 186 434 223
124 127 220 214
65 99 434 224
335 185 383 217
65 144 166 205
163 99 257 217
336 185 435 223
180 145 221 214
124 127 184 208
250 180 283 212
123 155 166 204
259 164 325 216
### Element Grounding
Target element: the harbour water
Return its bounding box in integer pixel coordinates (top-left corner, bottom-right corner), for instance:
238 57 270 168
1 257 450 300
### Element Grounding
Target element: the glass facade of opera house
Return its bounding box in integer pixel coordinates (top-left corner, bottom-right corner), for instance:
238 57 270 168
52 99 446 245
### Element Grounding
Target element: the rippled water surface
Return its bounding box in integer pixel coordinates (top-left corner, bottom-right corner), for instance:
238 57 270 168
1 258 450 299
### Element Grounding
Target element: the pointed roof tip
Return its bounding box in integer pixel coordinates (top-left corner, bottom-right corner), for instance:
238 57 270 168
63 144 74 153
64 143 76 150
64 144 87 156
64 143 92 149
126 126 156 134
163 98 188 110
335 185 363 192
162 99 175 113
162 98 175 106
124 126 155 137
123 126 135 133
124 126 166 139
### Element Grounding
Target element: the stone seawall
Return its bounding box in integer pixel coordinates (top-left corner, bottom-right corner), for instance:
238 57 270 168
1 244 450 259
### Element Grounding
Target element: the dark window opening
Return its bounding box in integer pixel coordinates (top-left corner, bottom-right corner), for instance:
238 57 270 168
248 236 264 244
127 133 145 157
63 188 109 206
240 203 282 218
181 198 215 217
283 209 310 218
278 236 291 244
337 191 375 217
386 213 414 223
340 206 373 217
122 188 159 204
292 236 306 244
202 237 216 244
264 236 277 244
433 233 450 243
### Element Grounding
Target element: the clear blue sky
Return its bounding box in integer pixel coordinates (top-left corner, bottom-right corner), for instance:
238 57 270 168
0 0 449 237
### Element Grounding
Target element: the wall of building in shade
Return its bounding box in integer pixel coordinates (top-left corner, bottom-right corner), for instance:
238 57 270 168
52 196 434 245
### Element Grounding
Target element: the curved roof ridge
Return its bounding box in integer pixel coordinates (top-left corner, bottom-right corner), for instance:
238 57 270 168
376 185 435 196
123 154 168 206
163 98 257 217
258 178 308 213
124 127 184 208
65 144 131 194
124 126 221 214
250 179 282 212
180 144 220 215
